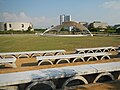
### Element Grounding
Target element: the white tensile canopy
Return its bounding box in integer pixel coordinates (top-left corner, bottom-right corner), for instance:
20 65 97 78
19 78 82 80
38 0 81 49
42 21 93 36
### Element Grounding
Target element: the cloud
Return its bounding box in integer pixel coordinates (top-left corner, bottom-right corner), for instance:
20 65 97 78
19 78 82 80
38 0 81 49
102 1 120 10
98 0 120 25
0 12 58 28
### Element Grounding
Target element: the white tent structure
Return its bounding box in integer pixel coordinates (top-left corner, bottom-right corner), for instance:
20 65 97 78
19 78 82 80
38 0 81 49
42 21 93 36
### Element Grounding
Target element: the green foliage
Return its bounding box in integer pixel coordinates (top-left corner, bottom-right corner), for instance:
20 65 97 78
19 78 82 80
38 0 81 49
34 29 46 33
0 31 10 34
105 26 116 33
0 30 35 34
60 28 69 31
106 29 116 33
89 26 116 34
89 28 100 32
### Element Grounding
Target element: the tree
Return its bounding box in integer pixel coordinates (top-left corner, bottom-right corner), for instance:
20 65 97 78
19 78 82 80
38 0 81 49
51 25 54 27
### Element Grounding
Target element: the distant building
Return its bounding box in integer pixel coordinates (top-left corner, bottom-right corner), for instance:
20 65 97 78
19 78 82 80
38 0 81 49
64 15 71 22
60 15 71 25
60 15 65 25
89 21 108 29
0 22 33 31
60 15 72 31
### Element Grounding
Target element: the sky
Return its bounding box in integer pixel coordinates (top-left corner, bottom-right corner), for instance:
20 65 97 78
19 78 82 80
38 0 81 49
0 0 120 28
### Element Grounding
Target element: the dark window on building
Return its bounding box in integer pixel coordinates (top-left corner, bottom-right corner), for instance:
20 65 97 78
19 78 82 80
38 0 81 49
4 23 7 30
9 24 12 28
4 23 7 28
22 24 24 28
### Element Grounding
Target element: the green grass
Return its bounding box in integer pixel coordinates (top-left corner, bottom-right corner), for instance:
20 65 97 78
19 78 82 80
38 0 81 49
0 35 120 52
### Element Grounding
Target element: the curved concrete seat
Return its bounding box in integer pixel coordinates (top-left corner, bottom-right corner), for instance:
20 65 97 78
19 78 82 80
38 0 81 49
93 72 114 83
95 49 102 53
103 49 110 52
0 50 66 58
17 54 30 58
36 52 111 65
56 59 70 64
0 57 17 68
0 62 119 88
62 76 88 89
87 56 99 61
30 53 42 58
87 50 95 53
38 60 53 66
54 52 65 55
76 46 117 54
72 57 85 62
26 81 56 90
100 55 111 60
42 52 54 56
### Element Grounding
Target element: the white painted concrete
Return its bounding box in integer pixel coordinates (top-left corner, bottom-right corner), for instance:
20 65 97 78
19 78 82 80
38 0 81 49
0 62 120 87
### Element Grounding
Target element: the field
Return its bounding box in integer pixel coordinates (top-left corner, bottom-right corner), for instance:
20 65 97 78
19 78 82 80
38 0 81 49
0 34 120 52
0 34 120 90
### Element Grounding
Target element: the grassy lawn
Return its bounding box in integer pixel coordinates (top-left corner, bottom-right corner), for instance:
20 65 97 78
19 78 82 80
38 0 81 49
0 34 120 52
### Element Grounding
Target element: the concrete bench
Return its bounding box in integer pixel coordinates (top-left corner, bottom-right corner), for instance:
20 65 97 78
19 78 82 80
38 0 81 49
0 57 17 68
36 52 111 65
0 62 120 89
76 46 117 54
0 50 66 58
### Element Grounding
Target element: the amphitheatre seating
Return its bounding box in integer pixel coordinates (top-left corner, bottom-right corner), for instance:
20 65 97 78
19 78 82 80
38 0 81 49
76 46 117 54
0 62 120 89
0 50 66 58
36 52 111 65
0 57 17 68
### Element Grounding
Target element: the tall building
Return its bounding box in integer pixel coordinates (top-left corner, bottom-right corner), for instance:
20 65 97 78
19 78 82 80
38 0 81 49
60 15 65 25
60 15 72 31
60 15 71 25
64 15 71 22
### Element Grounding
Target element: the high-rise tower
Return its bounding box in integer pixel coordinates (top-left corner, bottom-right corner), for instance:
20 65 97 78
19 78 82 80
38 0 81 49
60 15 72 31
60 15 65 25
60 15 71 24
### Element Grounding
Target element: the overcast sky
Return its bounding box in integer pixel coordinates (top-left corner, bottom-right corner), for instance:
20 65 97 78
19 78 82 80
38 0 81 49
0 0 120 28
